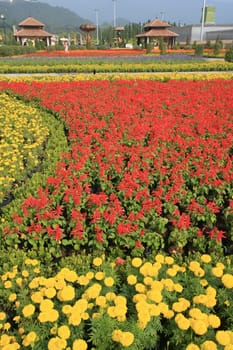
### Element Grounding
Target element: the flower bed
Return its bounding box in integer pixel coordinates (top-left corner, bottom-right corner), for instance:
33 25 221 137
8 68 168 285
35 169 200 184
0 79 232 258
0 252 233 350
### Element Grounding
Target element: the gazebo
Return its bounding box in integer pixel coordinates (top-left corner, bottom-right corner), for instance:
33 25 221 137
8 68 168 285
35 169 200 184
136 18 178 48
14 17 53 46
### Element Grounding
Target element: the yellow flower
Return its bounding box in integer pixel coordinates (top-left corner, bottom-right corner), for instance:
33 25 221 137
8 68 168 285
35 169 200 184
166 267 177 277
211 267 223 277
208 314 221 328
57 285 75 301
38 309 59 323
96 295 107 307
85 283 102 299
48 336 67 350
105 292 116 301
22 331 37 347
135 283 146 293
95 271 105 280
93 257 103 267
57 325 70 339
104 277 114 287
216 330 231 346
190 319 208 335
120 331 135 347
201 340 217 350
4 281 12 289
22 270 29 278
31 291 43 304
40 299 54 311
72 339 88 350
155 254 165 263
44 287 56 299
127 274 137 285
164 256 174 265
22 304 35 318
0 312 6 321
8 293 17 302
200 254 212 263
131 257 143 267
222 274 233 289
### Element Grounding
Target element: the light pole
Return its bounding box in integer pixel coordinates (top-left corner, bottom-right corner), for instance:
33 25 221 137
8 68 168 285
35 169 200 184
112 0 117 28
200 0 206 41
95 8 99 45
0 14 6 43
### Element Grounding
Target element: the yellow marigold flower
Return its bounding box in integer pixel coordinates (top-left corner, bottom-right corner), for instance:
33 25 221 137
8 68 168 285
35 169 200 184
68 313 81 326
133 293 147 303
77 275 90 286
13 316 20 323
105 292 116 301
165 256 174 265
190 319 208 335
149 304 160 317
4 322 11 331
200 254 212 263
189 308 204 319
144 277 154 285
8 293 17 302
135 283 146 293
18 327 25 335
120 331 135 347
155 254 165 263
212 267 223 277
201 340 217 350
216 330 231 346
44 287 56 299
29 278 40 289
200 279 208 287
58 325 70 339
31 291 43 304
186 343 200 350
0 312 6 321
96 295 107 307
175 314 190 330
107 306 117 318
127 274 137 285
139 262 153 276
57 285 75 301
205 297 216 308
4 281 12 289
166 267 177 277
206 286 216 297
64 271 77 283
22 331 37 347
22 304 35 318
93 257 103 267
86 271 94 279
131 257 143 267
174 283 183 293
92 312 101 319
50 326 57 335
193 294 208 305
48 336 67 350
158 302 169 315
147 289 162 303
38 309 59 323
224 345 233 350
62 304 73 315
22 270 29 278
161 278 175 291
54 279 66 290
40 299 54 311
72 339 88 350
104 276 114 287
208 314 221 328
0 334 11 346
85 283 102 299
222 274 233 289
95 271 105 280
189 261 200 272
216 262 225 269
73 299 88 313
193 268 205 278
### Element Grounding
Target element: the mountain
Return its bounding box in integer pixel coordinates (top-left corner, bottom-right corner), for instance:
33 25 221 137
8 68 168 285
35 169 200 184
0 0 90 33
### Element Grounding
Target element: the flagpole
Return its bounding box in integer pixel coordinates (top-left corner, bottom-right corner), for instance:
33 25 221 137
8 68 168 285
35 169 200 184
200 0 206 41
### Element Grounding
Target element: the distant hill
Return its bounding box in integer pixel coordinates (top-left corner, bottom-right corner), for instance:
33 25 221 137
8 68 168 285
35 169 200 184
0 0 90 33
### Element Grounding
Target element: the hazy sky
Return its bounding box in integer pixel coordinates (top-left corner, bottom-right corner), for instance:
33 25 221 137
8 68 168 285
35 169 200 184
39 0 233 25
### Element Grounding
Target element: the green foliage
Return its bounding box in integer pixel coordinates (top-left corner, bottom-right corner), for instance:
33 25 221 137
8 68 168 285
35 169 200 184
0 45 36 57
225 46 233 62
194 45 204 56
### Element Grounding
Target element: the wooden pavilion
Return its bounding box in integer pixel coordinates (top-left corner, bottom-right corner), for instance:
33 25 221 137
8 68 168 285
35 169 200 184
14 17 53 46
136 18 178 48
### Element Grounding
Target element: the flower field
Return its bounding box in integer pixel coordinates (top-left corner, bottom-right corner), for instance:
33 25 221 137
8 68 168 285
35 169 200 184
0 71 233 349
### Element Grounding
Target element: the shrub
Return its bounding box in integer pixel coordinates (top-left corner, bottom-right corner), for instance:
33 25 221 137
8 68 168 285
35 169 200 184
225 46 233 62
194 45 204 56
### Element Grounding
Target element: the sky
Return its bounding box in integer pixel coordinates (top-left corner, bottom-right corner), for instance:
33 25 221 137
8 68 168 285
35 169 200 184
39 0 233 25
